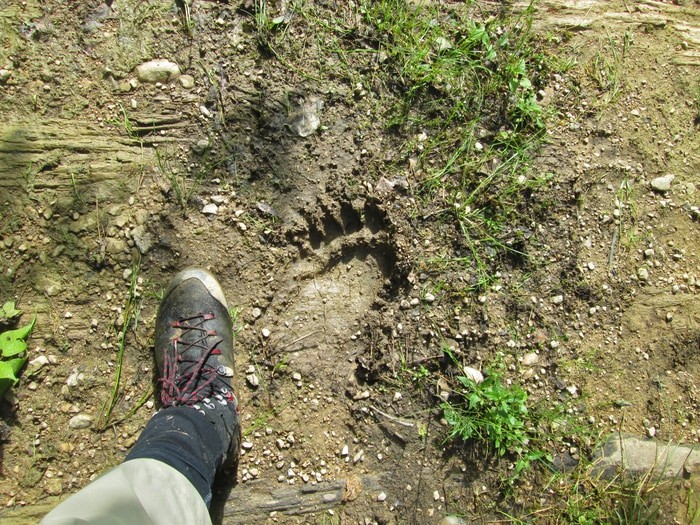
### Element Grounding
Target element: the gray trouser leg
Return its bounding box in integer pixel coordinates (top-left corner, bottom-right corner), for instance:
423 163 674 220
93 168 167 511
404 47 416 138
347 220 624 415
39 458 212 525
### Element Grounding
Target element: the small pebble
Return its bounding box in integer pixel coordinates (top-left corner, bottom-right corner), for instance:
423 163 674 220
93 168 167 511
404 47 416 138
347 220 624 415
201 203 218 215
650 174 674 193
462 367 483 384
68 414 93 430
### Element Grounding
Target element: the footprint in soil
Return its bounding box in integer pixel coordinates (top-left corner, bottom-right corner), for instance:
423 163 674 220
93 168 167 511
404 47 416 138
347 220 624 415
260 197 401 382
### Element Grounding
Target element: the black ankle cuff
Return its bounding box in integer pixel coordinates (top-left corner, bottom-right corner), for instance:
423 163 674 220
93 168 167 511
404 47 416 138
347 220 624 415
125 406 227 506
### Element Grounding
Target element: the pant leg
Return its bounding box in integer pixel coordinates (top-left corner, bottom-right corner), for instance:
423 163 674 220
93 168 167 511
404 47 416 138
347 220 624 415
40 458 211 525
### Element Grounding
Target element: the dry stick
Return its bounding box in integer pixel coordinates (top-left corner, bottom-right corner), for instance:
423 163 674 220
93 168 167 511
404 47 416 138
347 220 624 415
608 228 619 270
369 405 415 428
279 330 321 351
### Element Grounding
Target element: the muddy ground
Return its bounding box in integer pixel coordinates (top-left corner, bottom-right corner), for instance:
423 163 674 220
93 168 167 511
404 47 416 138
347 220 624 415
0 0 699 523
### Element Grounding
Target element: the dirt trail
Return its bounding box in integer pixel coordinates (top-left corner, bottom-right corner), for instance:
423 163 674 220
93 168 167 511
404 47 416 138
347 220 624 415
0 0 699 523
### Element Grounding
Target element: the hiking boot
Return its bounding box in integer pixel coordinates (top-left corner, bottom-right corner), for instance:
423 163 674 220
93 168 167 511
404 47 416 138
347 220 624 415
155 268 240 465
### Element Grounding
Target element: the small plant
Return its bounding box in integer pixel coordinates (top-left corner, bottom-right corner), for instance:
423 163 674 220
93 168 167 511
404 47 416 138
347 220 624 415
442 362 547 476
95 263 145 431
0 302 36 397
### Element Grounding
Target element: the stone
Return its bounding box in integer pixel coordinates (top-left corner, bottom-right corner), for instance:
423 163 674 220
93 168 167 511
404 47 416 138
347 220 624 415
593 434 700 479
637 267 650 281
462 367 484 384
289 96 323 137
178 74 195 89
135 60 180 83
44 478 63 496
192 138 210 155
650 174 674 193
131 225 153 254
201 203 218 215
439 517 467 525
522 352 539 366
0 69 11 84
105 237 127 254
68 414 93 429
246 373 259 387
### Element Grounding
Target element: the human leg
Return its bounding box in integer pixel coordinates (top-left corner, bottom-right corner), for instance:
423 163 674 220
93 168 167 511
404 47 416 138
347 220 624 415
41 269 240 524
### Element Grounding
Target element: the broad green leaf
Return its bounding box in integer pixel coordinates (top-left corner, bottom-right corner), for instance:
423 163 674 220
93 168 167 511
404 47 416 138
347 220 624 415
7 356 27 375
0 359 21 384
1 301 21 319
0 357 27 397
0 316 36 357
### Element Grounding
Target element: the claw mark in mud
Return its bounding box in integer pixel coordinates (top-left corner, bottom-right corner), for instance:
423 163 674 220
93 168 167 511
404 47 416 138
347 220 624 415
261 196 406 380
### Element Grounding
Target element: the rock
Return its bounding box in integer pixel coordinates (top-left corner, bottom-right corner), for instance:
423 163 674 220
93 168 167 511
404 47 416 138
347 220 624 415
462 367 484 384
521 352 539 366
375 177 409 195
289 96 323 137
68 414 93 429
201 203 218 215
66 369 84 387
439 517 467 525
131 225 153 254
178 74 195 89
550 295 564 304
0 69 11 84
593 434 700 478
423 292 436 303
44 478 63 496
650 174 674 193
26 355 50 376
192 138 210 155
105 237 127 254
246 373 259 387
135 60 180 83
377 492 387 502
637 267 650 281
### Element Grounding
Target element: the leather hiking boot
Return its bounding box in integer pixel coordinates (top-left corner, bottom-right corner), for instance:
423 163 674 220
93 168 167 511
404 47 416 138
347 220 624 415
155 268 241 465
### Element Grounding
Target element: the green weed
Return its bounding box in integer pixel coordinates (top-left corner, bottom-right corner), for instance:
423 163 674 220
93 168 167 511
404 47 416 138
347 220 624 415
155 146 199 212
355 1 550 285
534 460 667 525
442 359 548 477
586 30 632 106
175 0 195 37
95 262 144 432
0 303 35 397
